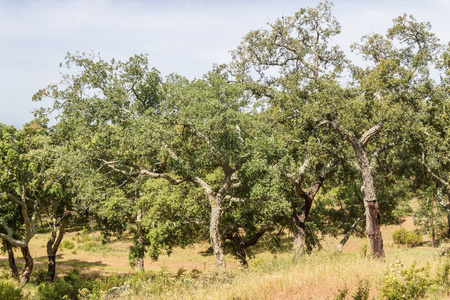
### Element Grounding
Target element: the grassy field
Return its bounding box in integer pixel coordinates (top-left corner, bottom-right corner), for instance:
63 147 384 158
2 217 450 299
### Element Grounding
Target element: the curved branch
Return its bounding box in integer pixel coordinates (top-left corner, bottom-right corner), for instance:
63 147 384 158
422 152 450 188
319 120 355 145
360 120 385 146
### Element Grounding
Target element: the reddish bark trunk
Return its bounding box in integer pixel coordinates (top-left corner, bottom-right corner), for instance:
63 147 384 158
19 246 33 286
292 211 307 259
225 228 271 268
353 144 385 259
292 173 327 259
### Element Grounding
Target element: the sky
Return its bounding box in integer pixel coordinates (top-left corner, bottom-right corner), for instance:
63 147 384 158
0 0 449 127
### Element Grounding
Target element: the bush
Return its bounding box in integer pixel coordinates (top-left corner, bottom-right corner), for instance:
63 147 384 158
352 280 370 300
392 228 422 247
36 270 94 300
393 228 409 245
380 261 431 299
0 279 23 300
406 231 422 247
60 240 75 250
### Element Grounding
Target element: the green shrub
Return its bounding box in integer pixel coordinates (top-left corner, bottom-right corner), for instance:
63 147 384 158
380 261 431 299
60 240 75 250
36 270 94 300
0 279 23 300
405 231 422 247
392 228 422 247
31 268 48 285
393 228 409 245
333 288 348 300
352 279 369 300
78 241 112 253
435 258 450 294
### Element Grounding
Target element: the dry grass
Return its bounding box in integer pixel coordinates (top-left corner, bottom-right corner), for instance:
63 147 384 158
2 217 449 299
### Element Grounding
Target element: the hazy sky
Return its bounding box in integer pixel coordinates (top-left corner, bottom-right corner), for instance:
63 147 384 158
1 0 449 127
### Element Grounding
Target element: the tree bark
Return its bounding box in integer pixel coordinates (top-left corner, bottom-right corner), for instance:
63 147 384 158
432 227 436 248
6 241 19 279
338 215 364 252
292 211 307 259
19 246 33 286
224 227 271 268
291 170 330 260
230 232 249 268
46 216 68 282
210 197 226 269
353 144 385 259
47 254 56 282
136 209 144 272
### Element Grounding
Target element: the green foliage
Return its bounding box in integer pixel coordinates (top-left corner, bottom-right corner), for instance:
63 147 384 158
334 288 348 300
36 270 94 300
60 240 75 250
77 241 121 255
435 258 450 293
0 279 23 300
392 228 422 247
393 228 409 245
359 244 368 258
351 279 370 300
31 268 49 285
413 186 447 244
379 261 431 299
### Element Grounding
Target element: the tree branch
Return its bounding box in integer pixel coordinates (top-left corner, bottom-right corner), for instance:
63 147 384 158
319 120 355 145
359 120 385 146
185 123 231 173
422 152 450 188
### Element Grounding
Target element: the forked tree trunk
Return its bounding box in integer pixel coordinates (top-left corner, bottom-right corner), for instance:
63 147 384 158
320 120 386 259
353 145 385 259
225 228 271 268
291 171 329 260
6 241 19 279
230 232 249 268
46 216 68 282
19 246 33 286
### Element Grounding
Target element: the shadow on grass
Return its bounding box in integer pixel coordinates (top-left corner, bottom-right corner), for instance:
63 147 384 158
199 247 214 256
57 259 107 269
31 255 107 269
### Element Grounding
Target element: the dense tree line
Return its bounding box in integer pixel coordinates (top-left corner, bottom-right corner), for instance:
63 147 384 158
1 1 449 285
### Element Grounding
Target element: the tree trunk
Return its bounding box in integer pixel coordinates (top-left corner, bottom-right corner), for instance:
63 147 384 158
210 198 226 269
292 211 307 260
136 209 144 272
338 215 364 252
230 232 248 268
6 241 19 279
353 145 385 259
432 227 436 248
46 216 68 282
291 172 327 260
224 227 271 268
47 254 56 282
19 246 33 286
446 210 450 238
